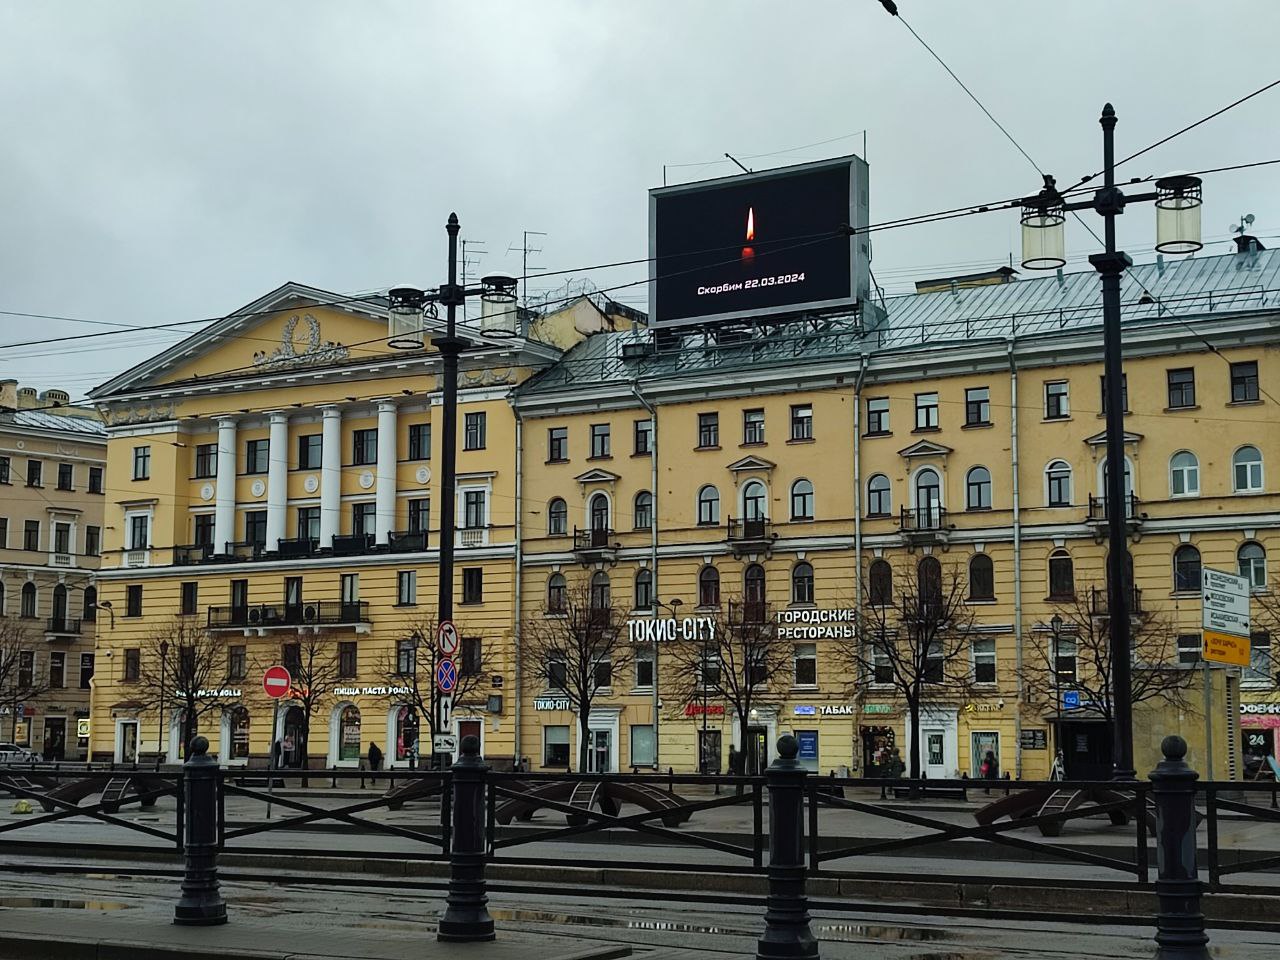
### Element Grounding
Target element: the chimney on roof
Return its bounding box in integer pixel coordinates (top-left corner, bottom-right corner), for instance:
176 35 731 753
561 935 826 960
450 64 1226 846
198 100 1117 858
914 265 1018 295
0 380 15 412
1233 234 1266 254
16 387 37 410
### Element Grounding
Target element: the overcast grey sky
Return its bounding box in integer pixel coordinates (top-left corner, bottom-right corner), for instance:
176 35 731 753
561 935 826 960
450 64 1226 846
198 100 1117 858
1 1 1278 398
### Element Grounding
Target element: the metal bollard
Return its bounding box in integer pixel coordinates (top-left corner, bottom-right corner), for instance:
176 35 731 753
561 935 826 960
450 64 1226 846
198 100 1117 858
756 735 818 960
1150 735 1209 960
437 735 494 942
173 736 227 926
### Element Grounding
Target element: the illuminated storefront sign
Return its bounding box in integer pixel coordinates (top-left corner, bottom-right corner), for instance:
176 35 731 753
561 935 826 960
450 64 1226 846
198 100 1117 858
333 686 412 697
775 609 857 640
627 616 716 644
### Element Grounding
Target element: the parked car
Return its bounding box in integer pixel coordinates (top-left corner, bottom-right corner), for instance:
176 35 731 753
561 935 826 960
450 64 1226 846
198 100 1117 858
0 743 38 764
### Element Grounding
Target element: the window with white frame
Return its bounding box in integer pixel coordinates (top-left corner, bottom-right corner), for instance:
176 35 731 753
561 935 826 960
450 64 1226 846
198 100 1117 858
965 467 992 510
1044 381 1069 419
1170 451 1200 497
697 485 720 526
915 392 939 430
397 570 417 606
1046 461 1072 506
1234 446 1264 493
972 637 997 684
790 479 814 520
1239 542 1267 591
1177 634 1202 666
867 474 891 516
793 643 817 687
634 647 654 688
547 498 567 536
633 491 653 530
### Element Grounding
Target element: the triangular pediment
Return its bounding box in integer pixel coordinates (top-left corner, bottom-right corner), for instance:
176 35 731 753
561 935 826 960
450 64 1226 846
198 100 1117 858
1084 430 1143 446
575 468 621 485
898 439 953 459
726 455 776 473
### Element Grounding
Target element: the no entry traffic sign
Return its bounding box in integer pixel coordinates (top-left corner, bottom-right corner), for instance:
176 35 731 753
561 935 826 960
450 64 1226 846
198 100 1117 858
263 665 292 699
435 658 458 693
437 619 460 657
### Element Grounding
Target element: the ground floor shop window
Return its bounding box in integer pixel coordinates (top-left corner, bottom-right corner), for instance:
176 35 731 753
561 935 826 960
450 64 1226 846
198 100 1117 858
544 725 569 767
229 707 250 760
699 729 722 774
630 724 655 768
860 725 897 776
1243 727 1277 780
339 706 361 762
394 706 419 763
971 730 1000 778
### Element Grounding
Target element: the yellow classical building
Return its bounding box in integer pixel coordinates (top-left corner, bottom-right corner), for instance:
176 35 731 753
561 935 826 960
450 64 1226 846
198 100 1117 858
87 248 1280 781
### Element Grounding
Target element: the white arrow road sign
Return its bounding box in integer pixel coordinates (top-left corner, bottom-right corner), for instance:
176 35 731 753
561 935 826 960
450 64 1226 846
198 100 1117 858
438 694 453 729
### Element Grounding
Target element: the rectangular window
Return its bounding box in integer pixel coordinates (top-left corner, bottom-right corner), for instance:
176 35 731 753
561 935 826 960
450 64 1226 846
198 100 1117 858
548 659 568 690
53 522 70 555
23 520 39 552
464 412 486 450
230 579 248 610
462 567 483 604
408 423 431 460
700 653 721 689
129 514 149 549
866 397 890 434
1167 368 1196 408
122 648 139 682
1231 361 1260 403
1044 381 1069 419
1246 632 1272 685
79 653 94 690
973 637 997 684
85 525 100 557
340 573 358 605
1177 633 1201 666
193 514 214 547
228 645 246 681
132 446 150 481
461 636 482 676
17 651 33 689
593 659 613 689
352 429 377 466
633 419 652 455
297 434 322 470
790 404 813 441
397 639 416 676
57 463 73 490
743 409 765 445
543 726 570 767
408 498 430 534
297 506 320 541
631 725 656 767
26 460 42 488
352 502 375 537
0 456 9 484
282 642 302 677
794 643 817 686
924 640 944 684
965 387 991 425
697 413 718 449
463 490 486 529
1054 636 1077 684
0 518 6 549
548 427 568 462
49 651 66 688
244 438 269 474
590 423 611 458
338 641 357 678
1101 374 1129 413
397 570 417 606
194 443 217 478
180 581 198 616
126 584 142 618
88 466 103 493
244 510 267 547
915 393 939 430
634 649 655 688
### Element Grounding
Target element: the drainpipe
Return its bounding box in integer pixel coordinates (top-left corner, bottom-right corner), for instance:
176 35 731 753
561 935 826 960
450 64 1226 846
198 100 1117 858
631 381 660 770
513 405 524 769
1007 341 1024 778
853 354 867 776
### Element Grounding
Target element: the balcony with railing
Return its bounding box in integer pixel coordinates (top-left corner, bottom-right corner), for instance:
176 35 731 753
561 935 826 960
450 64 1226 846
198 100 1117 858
573 526 616 560
898 506 951 547
725 517 775 556
173 543 215 566
276 537 320 560
457 526 489 548
388 530 428 553
1089 585 1143 617
45 617 82 637
331 533 375 557
207 600 371 631
226 540 267 562
1086 494 1144 540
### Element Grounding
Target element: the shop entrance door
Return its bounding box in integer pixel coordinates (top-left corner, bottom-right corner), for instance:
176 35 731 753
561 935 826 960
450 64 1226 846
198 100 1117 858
458 719 483 757
745 726 769 775
283 706 306 768
587 729 612 773
117 720 138 763
699 729 722 774
921 728 949 779
42 717 66 761
1243 728 1276 779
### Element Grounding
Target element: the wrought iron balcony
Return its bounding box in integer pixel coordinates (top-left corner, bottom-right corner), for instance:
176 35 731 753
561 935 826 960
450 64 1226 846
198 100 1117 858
726 516 771 543
331 533 375 557
573 526 617 558
207 600 371 630
1086 494 1141 521
1089 585 1143 617
276 537 320 560
225 540 266 562
173 543 214 566
388 530 428 553
898 506 951 547
45 617 81 636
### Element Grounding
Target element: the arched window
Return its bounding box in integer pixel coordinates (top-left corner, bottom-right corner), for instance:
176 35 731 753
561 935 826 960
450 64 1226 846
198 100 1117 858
590 570 611 610
790 480 814 521
914 469 942 527
228 706 250 760
1233 446 1264 493
867 474 891 517
791 562 815 605
633 491 653 530
634 568 653 610
20 582 36 619
338 705 361 762
965 467 992 510
1174 545 1202 593
1046 461 1072 507
1048 550 1074 599
589 493 610 531
1100 457 1135 516
698 566 721 607
917 556 942 616
697 485 720 526
868 560 892 606
742 481 767 521
743 564 766 622
547 498 567 536
83 586 97 622
1239 542 1266 590
547 573 567 613
1170 451 1199 497
969 554 994 600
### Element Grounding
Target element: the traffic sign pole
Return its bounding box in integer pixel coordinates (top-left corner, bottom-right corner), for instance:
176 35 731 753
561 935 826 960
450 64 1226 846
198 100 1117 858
261 665 291 819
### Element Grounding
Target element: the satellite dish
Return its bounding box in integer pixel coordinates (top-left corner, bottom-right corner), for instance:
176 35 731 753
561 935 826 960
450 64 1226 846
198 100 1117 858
1245 214 1256 226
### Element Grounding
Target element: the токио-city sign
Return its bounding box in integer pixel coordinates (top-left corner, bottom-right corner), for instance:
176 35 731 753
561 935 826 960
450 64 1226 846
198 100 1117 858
775 609 856 640
534 697 572 711
627 616 716 644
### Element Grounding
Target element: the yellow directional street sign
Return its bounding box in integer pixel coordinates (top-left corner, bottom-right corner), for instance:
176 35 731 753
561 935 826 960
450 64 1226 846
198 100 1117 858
1203 629 1250 667
1202 568 1251 667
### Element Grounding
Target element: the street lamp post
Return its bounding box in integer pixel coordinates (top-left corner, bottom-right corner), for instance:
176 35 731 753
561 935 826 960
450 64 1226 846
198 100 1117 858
1020 104 1202 780
159 639 169 762
1050 614 1064 774
388 216 518 769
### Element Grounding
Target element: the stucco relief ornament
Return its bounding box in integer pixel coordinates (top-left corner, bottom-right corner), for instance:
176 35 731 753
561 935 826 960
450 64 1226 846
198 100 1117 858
415 467 431 484
200 484 214 502
104 400 177 426
250 479 266 498
303 475 319 494
252 315 350 370
359 471 375 490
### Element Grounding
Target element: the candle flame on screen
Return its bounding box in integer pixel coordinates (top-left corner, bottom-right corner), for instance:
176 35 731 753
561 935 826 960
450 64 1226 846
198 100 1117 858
746 207 755 242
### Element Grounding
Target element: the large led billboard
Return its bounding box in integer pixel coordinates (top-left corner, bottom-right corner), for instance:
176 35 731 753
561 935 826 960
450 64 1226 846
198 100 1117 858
648 155 869 328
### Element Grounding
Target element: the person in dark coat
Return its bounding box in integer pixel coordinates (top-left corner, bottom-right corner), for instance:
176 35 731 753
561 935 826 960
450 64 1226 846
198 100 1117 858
980 750 999 794
367 742 383 785
271 739 283 769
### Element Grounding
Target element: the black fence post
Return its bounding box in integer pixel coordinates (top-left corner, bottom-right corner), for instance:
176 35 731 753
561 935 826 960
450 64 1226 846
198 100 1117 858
437 735 494 943
173 736 227 926
1151 735 1209 960
756 735 818 960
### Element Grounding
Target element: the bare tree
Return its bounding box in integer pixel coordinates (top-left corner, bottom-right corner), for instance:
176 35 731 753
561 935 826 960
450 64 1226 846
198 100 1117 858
520 577 631 772
0 617 48 743
835 559 978 780
374 613 491 767
134 618 234 759
664 597 790 775
1020 587 1197 725
253 633 344 781
1246 590 1280 685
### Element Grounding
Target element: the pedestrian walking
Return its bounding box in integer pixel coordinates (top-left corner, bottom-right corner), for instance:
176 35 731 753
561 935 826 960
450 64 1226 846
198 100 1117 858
367 742 383 785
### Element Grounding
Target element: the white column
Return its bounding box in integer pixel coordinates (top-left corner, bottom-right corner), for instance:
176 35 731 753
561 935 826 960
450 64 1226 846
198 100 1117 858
214 416 238 553
320 405 342 548
375 400 398 545
266 411 290 549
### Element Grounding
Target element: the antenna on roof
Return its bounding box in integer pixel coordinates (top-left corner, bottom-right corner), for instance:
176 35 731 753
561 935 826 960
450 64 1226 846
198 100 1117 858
508 230 547 311
1229 213 1257 237
724 153 752 174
